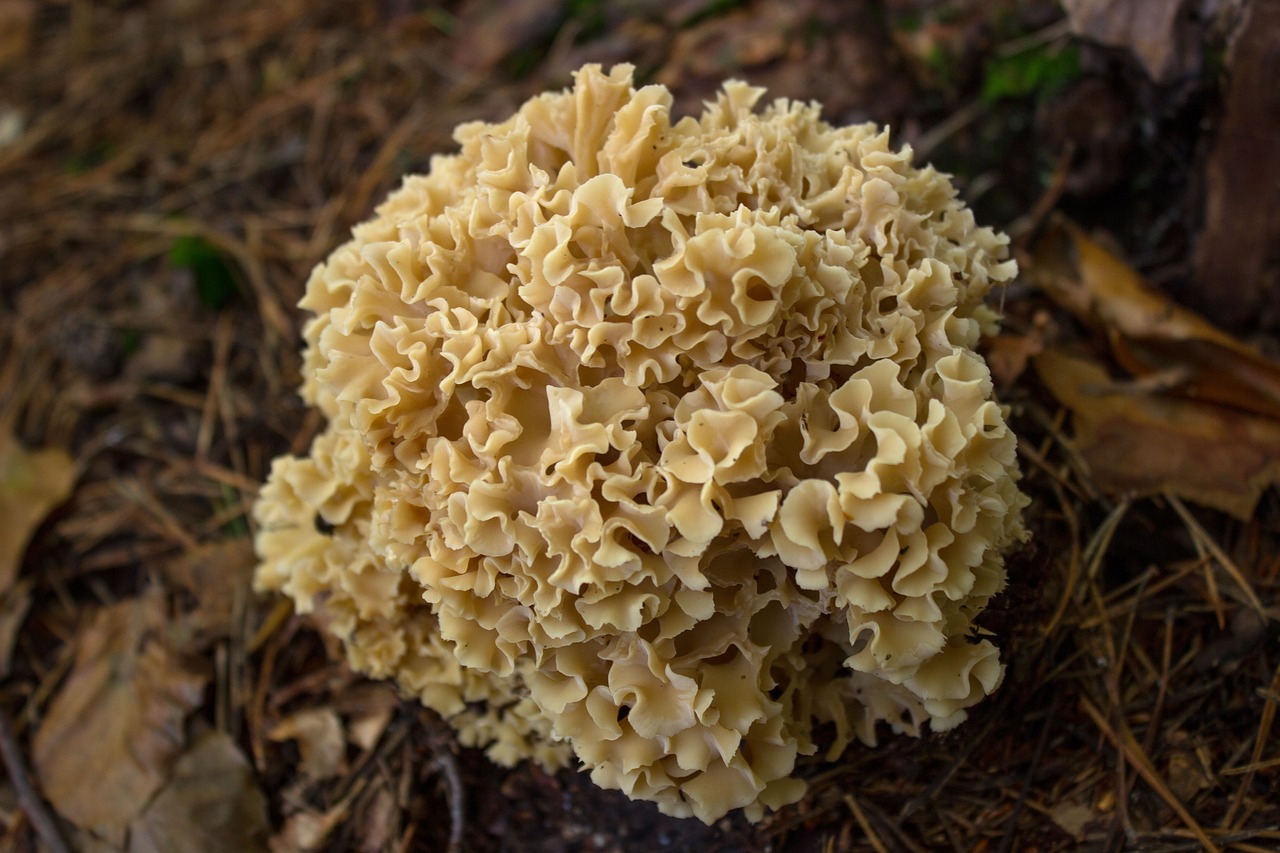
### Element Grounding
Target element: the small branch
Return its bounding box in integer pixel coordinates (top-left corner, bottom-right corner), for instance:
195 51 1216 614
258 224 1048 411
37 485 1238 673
1080 695 1220 853
427 748 465 853
0 710 72 853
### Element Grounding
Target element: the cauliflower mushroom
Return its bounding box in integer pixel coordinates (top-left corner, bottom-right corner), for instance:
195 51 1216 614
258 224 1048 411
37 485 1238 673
254 64 1028 823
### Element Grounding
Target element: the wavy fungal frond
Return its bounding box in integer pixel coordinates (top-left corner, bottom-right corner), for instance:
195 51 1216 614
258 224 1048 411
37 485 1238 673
254 64 1028 823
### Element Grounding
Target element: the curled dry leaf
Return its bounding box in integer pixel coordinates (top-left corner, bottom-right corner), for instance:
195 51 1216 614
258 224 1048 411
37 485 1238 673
0 430 76 594
162 538 255 650
0 0 35 68
986 332 1045 389
333 683 400 752
271 806 347 853
267 707 347 781
355 787 397 853
127 731 269 853
31 596 208 845
1035 348 1280 519
1049 800 1099 842
1029 216 1280 421
1061 0 1200 83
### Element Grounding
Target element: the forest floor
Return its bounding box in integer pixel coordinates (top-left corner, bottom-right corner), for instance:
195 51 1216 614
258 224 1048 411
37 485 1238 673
2 1 1279 851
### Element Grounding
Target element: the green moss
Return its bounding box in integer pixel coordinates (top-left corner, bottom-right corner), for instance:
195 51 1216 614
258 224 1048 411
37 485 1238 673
981 42 1081 104
119 328 142 357
168 234 242 311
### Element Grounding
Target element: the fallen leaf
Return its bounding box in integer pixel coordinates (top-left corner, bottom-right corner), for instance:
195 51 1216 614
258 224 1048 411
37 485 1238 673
1029 217 1280 421
163 539 255 650
1193 0 1280 328
271 807 346 853
268 707 347 781
0 431 76 593
1166 750 1212 802
123 333 199 384
333 683 401 751
986 332 1044 389
356 787 397 853
1049 801 1097 840
128 731 269 853
1061 0 1200 83
1035 348 1280 519
0 0 34 68
32 596 208 845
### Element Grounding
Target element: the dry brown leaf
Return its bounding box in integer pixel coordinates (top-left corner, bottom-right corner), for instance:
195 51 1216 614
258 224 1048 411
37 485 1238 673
1061 0 1199 83
0 0 35 68
268 707 347 781
1048 801 1097 841
0 431 76 593
333 683 400 751
271 807 347 853
986 333 1045 389
163 538 255 649
356 787 397 853
1166 750 1212 802
128 731 269 853
32 596 208 845
1036 348 1280 519
1029 217 1280 421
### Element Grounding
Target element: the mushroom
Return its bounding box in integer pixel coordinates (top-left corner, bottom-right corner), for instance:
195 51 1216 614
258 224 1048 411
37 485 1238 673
254 64 1028 822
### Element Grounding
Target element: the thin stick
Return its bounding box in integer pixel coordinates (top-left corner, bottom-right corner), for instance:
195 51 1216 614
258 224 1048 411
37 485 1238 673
427 749 465 853
1223 660 1280 828
1043 478 1081 636
1080 695 1220 853
1166 493 1264 615
1140 607 1176 761
0 710 72 853
996 697 1057 853
844 795 889 853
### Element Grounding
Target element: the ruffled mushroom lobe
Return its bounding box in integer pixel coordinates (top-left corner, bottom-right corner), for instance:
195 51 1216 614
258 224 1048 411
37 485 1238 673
254 64 1028 824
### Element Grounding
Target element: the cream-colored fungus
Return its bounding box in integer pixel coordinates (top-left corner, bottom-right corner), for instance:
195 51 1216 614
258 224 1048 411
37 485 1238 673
254 64 1028 823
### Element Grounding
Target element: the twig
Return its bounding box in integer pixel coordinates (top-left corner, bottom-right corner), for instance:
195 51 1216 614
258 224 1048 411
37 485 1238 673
1166 493 1264 615
897 691 1010 821
0 710 72 853
844 795 888 853
1043 477 1082 636
1222 660 1280 828
914 100 987 161
1139 606 1176 762
426 745 465 853
1080 695 1220 853
997 696 1058 853
1083 497 1131 582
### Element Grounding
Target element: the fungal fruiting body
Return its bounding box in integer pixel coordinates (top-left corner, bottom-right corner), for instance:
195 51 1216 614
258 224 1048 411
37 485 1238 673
254 64 1028 822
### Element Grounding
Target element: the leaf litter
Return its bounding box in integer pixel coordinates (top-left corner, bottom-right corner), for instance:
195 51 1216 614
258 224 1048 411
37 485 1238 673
31 596 207 845
0 430 76 594
1028 218 1280 519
